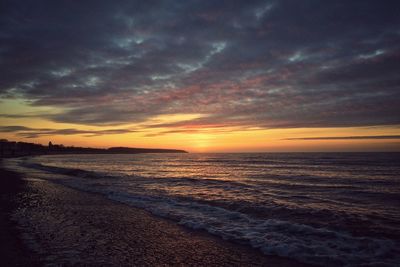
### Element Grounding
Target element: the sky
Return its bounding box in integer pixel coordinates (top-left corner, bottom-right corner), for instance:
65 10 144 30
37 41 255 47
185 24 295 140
1 0 400 152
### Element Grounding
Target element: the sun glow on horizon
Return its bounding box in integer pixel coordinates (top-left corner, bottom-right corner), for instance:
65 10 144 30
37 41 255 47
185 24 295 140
1 99 400 152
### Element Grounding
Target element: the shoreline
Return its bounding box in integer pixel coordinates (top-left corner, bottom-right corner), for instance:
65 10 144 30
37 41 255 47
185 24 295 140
1 161 310 266
0 162 42 266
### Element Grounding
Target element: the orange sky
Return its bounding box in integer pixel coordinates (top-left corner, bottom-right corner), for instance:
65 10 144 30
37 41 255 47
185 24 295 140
1 99 399 152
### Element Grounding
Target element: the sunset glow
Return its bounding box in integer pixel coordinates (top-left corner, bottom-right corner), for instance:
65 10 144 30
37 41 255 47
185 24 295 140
1 2 400 266
1 1 399 152
1 101 399 152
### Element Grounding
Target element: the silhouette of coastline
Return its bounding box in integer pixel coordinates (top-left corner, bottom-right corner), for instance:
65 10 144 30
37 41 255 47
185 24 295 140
0 139 187 158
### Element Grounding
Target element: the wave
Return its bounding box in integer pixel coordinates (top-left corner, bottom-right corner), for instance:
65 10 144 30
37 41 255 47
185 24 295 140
108 191 399 266
19 161 117 180
6 157 399 266
19 159 257 188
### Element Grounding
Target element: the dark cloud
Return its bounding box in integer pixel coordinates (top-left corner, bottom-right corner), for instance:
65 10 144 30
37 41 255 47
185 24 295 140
0 112 52 119
285 135 400 141
0 0 399 129
0 125 136 138
0 125 32 132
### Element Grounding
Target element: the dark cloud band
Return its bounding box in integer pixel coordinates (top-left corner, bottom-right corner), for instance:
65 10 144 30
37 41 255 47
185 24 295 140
0 126 136 138
284 135 400 141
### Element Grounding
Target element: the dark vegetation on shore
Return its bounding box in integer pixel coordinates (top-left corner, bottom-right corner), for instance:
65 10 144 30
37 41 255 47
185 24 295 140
0 162 41 266
0 139 187 158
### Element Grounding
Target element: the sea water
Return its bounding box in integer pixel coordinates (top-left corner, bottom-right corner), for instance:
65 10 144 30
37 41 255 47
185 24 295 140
5 153 400 266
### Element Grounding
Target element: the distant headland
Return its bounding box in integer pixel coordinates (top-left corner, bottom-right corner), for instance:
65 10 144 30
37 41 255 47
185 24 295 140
0 139 188 157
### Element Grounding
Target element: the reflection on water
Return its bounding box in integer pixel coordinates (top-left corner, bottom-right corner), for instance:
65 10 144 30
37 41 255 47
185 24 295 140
6 152 400 266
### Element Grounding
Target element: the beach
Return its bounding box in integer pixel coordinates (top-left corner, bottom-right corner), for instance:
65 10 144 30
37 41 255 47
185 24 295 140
0 162 307 266
3 152 399 266
0 164 41 266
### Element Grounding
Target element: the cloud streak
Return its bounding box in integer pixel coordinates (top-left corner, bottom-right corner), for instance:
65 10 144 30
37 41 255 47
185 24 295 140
284 135 400 141
0 126 136 138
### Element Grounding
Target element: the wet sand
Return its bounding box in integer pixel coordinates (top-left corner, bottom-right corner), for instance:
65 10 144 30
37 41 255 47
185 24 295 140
3 164 311 266
0 165 41 266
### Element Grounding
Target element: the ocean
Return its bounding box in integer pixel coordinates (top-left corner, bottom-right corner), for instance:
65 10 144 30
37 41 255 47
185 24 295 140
5 153 400 266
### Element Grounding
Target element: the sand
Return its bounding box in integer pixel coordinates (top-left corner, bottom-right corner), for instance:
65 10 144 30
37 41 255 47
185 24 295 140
0 166 42 266
1 164 310 266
